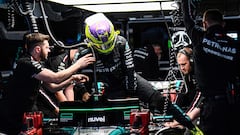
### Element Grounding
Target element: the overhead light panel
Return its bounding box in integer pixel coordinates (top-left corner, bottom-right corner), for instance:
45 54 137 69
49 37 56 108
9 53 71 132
47 0 173 5
75 2 177 13
76 2 173 13
47 0 178 13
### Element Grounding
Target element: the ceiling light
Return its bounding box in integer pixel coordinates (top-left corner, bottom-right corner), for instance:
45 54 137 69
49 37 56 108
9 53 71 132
47 0 173 5
75 2 177 13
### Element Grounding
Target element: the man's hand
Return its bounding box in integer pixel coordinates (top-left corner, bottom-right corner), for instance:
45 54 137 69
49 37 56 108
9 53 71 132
82 92 91 102
72 74 89 84
76 53 96 69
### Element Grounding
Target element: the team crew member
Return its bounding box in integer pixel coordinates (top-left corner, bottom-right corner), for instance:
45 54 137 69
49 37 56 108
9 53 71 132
36 47 73 118
0 33 95 134
182 0 240 134
134 41 162 81
36 47 92 118
165 47 202 131
175 47 202 113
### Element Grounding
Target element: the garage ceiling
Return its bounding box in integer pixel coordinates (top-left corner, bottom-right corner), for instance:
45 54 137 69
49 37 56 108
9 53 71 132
0 0 240 40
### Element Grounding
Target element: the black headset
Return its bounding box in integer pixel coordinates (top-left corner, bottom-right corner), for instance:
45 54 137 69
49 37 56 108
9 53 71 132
178 48 193 63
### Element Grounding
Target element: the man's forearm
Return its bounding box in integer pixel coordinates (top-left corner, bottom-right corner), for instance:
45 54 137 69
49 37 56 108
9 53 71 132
44 76 74 93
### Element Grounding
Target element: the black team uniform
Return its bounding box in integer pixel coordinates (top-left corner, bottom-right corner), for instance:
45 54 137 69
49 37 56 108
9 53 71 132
182 0 240 134
0 54 44 134
134 45 160 81
175 69 202 112
73 35 136 99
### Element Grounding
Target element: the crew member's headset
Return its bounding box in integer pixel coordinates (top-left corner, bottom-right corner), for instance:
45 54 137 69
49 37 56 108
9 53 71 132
178 48 193 64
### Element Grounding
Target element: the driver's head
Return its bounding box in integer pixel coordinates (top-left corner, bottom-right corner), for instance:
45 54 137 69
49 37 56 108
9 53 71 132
85 13 117 54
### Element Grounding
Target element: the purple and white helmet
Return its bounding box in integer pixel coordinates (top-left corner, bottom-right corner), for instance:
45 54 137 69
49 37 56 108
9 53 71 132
85 13 116 54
